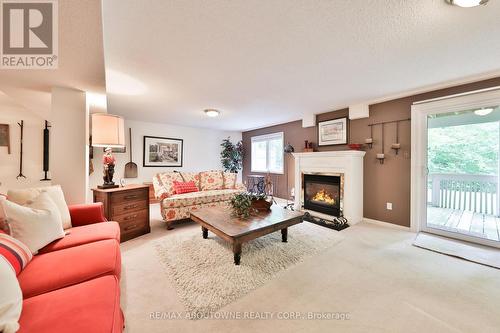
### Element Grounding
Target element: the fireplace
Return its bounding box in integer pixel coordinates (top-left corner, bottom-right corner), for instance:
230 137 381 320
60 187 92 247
303 173 342 217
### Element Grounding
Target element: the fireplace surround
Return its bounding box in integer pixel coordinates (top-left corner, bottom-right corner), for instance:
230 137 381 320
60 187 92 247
292 151 365 224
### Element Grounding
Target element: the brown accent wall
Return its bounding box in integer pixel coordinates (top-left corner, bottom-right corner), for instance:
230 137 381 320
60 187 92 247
242 77 500 227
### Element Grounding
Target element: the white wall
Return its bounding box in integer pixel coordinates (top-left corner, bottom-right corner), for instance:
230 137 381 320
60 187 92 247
50 87 89 205
89 119 242 197
0 107 47 194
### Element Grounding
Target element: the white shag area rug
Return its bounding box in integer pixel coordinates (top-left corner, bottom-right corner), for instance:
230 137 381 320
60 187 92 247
154 222 344 317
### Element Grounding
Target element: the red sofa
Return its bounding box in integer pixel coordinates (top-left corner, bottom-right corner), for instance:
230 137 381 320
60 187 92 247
15 202 124 333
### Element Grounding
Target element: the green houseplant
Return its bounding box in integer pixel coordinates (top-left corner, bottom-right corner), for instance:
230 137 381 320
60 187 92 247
230 192 272 218
220 138 244 173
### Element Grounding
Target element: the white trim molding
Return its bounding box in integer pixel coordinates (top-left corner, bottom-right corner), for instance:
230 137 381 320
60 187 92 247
410 87 500 246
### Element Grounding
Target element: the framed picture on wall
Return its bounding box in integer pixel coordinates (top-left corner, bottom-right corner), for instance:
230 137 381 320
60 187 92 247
0 124 10 154
318 117 348 146
143 136 183 167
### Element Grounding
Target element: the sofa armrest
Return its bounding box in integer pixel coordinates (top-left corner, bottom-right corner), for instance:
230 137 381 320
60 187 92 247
235 183 247 191
68 203 108 227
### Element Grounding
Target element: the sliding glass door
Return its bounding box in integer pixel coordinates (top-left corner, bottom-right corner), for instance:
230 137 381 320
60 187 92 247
424 106 500 246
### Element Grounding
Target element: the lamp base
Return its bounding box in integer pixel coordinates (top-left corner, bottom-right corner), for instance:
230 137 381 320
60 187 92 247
98 184 119 189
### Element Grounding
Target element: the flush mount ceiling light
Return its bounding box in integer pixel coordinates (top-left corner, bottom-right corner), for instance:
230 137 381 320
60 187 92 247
474 108 493 116
204 109 220 117
445 0 489 7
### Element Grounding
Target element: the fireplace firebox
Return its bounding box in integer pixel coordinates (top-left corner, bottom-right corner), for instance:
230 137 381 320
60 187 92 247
303 174 341 217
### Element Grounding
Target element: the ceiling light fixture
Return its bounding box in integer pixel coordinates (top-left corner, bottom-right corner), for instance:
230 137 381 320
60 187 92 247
474 108 493 116
204 109 220 117
445 0 489 7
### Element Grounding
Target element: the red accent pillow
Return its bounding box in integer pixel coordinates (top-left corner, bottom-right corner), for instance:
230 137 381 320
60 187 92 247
173 181 199 195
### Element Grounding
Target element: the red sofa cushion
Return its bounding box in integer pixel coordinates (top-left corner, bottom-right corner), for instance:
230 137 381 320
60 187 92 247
18 239 121 299
38 221 120 254
18 275 123 333
173 180 199 194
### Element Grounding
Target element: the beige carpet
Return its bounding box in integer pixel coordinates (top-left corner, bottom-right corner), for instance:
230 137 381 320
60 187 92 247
119 204 500 333
413 232 500 269
154 222 344 317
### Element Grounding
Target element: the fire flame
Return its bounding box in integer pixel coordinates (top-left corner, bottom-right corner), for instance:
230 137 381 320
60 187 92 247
312 189 335 205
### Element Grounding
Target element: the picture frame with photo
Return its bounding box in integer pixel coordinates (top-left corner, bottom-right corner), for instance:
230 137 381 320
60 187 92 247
143 136 183 167
318 117 348 146
0 124 10 154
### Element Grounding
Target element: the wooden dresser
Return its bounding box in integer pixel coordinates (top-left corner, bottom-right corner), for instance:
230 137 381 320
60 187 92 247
92 184 150 242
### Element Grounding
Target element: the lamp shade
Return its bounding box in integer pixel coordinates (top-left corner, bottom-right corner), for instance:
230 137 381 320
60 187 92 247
91 113 125 148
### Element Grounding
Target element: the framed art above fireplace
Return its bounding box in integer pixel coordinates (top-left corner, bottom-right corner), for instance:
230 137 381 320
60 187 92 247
318 117 348 146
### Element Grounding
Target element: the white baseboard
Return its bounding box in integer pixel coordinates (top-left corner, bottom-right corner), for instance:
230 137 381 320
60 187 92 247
363 218 411 231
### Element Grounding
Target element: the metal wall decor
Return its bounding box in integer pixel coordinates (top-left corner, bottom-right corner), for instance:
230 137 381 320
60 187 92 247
367 118 410 164
17 120 26 179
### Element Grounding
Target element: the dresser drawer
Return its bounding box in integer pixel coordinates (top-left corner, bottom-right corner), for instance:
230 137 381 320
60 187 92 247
113 210 148 227
112 200 148 216
110 189 147 204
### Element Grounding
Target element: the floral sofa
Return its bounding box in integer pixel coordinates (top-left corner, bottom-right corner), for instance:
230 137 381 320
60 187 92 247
152 170 245 228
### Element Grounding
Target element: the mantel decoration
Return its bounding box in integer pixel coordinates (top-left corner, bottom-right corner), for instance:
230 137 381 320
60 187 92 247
318 117 348 146
220 138 244 173
91 113 126 189
143 136 183 167
230 193 271 219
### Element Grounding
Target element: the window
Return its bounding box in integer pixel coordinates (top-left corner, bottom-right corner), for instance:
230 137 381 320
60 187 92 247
251 132 284 173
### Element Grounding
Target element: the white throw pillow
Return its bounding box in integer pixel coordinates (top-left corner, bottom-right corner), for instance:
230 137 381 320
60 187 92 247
7 185 72 229
2 192 65 254
0 257 22 333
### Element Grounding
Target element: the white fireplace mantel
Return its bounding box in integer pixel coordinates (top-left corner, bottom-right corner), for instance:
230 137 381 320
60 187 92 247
292 150 365 224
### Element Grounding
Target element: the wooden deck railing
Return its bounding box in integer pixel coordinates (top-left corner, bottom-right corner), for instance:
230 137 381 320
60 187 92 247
428 173 499 216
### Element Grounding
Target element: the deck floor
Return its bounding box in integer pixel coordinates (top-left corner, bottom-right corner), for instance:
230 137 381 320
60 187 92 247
427 206 500 241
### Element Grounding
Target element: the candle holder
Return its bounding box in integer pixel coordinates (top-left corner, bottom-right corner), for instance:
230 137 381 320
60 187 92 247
391 143 401 155
376 153 385 164
365 138 373 149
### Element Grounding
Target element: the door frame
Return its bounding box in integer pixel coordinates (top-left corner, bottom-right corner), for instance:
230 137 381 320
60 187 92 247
411 87 500 247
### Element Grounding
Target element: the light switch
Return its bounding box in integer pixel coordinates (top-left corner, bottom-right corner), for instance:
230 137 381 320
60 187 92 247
386 202 393 210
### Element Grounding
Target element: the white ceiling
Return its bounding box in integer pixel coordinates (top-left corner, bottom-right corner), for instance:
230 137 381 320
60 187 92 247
102 0 500 131
0 0 106 119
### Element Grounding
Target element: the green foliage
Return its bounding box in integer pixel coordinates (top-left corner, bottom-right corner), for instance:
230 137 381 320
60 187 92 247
428 122 498 175
220 138 244 173
230 193 255 218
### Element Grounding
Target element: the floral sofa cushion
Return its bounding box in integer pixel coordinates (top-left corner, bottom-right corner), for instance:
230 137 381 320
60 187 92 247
152 172 183 200
199 171 224 191
162 189 241 208
222 172 237 189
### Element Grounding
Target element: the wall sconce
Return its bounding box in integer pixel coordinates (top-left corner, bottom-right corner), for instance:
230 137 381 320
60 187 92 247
365 125 373 149
377 123 385 164
391 121 401 154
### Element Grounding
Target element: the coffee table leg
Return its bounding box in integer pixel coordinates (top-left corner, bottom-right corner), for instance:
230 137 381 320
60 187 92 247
233 243 242 265
202 227 208 239
281 228 288 242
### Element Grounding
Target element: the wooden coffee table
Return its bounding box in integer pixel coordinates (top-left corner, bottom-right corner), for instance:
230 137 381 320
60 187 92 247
190 205 304 265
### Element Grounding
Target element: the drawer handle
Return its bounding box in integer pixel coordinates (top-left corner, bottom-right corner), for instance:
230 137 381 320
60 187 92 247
124 214 138 221
124 224 137 231
124 195 138 200
124 204 139 210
